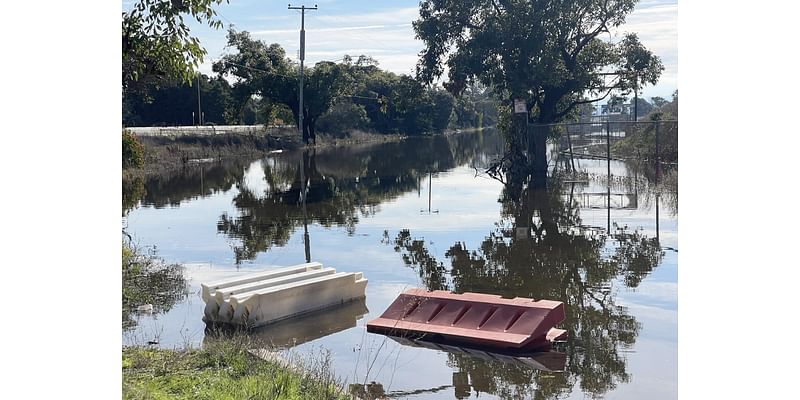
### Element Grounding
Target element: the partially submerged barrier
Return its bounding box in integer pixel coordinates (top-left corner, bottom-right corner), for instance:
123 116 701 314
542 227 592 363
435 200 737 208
202 262 367 328
205 297 369 348
367 289 566 351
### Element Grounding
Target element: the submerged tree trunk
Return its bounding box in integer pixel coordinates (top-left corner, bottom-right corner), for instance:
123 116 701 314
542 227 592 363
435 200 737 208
529 125 548 189
307 115 317 145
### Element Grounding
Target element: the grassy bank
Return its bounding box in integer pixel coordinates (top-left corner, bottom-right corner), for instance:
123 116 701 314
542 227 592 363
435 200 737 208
121 243 350 399
123 338 347 400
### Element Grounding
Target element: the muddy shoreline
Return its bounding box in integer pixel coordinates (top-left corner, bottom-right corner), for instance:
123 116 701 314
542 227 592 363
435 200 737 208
122 129 407 181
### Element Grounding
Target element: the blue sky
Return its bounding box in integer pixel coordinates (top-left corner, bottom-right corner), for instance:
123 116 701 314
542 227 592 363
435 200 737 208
123 0 677 100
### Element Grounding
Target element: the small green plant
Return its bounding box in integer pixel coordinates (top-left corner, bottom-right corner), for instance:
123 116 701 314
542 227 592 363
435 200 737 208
123 130 145 168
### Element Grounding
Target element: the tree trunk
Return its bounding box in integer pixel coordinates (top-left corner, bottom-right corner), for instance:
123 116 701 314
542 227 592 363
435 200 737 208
530 126 548 189
308 116 317 145
301 109 313 145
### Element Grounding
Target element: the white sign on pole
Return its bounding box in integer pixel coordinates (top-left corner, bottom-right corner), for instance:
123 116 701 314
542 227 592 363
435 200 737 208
514 99 527 114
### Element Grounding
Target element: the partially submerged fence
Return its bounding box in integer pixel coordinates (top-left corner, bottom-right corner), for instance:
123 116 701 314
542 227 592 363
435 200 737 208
528 119 678 168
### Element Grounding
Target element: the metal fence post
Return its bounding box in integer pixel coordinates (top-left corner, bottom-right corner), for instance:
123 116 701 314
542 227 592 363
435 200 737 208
606 118 611 169
567 125 576 172
606 118 611 232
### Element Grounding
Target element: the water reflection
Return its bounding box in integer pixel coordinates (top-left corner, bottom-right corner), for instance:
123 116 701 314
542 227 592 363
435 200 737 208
204 297 368 348
121 127 676 398
122 158 252 215
218 131 504 263
122 244 189 330
389 171 667 399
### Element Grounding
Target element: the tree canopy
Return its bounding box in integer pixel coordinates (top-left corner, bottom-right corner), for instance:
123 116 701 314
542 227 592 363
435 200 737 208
213 30 360 143
123 74 233 127
414 0 664 124
122 0 227 91
211 30 489 139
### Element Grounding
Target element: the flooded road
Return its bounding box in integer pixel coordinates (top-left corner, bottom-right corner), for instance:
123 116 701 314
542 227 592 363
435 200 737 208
123 128 677 399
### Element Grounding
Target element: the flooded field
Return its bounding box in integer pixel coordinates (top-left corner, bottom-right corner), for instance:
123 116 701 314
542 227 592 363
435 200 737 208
122 128 677 399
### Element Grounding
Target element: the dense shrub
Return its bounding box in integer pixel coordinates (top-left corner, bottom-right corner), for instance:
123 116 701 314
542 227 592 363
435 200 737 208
123 130 145 168
317 102 370 137
613 92 678 162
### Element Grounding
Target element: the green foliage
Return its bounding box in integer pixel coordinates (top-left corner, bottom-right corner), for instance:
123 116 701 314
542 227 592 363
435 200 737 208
125 27 494 135
613 91 678 161
414 0 664 123
651 96 668 108
122 0 228 91
214 31 493 137
316 102 370 137
430 87 456 133
123 74 233 126
122 130 145 169
389 75 436 134
451 83 499 128
214 30 361 143
122 340 347 399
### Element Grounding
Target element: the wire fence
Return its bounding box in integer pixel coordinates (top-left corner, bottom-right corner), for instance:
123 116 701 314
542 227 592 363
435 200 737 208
528 119 678 165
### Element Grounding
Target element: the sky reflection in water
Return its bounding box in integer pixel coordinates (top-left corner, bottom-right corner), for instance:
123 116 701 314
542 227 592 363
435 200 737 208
123 129 677 399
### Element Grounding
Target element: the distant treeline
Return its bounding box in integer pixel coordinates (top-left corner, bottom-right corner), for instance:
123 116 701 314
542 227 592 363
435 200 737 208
613 90 679 162
123 31 498 138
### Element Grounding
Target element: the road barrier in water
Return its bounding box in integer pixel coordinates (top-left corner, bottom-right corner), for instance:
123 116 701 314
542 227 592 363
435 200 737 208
367 289 567 351
201 262 367 328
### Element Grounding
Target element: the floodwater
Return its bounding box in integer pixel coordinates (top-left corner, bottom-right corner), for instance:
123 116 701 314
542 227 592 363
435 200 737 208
122 128 677 399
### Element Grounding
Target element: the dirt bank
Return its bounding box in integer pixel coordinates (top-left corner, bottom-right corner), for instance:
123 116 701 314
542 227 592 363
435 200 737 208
123 128 406 181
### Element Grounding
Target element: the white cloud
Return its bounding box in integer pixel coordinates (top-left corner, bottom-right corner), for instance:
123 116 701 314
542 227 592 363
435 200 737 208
197 3 677 95
311 7 419 26
618 3 679 97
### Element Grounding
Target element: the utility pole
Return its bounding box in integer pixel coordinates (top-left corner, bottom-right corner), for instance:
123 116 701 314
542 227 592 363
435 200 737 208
196 74 202 126
288 4 318 144
633 72 639 122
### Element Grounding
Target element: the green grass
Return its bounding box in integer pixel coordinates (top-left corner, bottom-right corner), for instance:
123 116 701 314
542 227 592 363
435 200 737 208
122 337 349 400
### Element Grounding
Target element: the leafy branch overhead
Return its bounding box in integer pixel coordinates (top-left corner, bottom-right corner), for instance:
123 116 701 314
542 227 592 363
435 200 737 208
122 0 228 90
413 0 664 123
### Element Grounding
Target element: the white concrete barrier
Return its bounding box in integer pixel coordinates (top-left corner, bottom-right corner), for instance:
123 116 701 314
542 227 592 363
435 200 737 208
125 125 296 138
201 262 367 328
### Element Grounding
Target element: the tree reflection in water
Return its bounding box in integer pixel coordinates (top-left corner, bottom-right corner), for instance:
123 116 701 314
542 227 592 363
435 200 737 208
217 131 505 264
391 173 665 399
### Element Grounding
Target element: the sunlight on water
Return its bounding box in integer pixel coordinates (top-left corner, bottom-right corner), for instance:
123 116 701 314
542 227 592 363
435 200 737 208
123 129 677 399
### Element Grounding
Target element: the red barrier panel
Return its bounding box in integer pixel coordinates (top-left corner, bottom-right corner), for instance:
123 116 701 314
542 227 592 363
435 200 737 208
366 289 567 351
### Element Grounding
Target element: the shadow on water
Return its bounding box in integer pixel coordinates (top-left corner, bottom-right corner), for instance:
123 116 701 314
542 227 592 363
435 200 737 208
386 168 670 399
